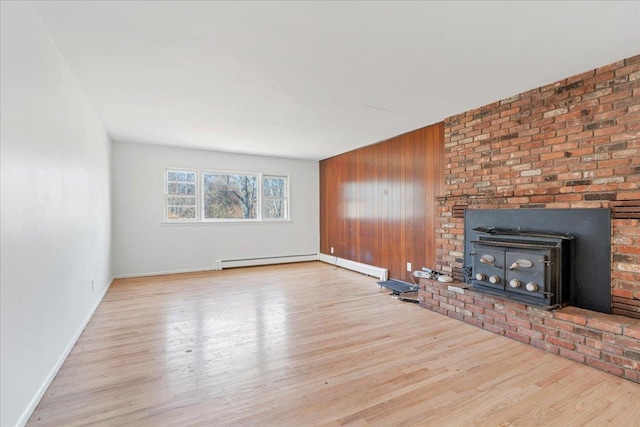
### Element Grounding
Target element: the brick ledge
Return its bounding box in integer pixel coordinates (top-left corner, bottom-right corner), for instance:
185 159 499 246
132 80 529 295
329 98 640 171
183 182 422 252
419 278 640 383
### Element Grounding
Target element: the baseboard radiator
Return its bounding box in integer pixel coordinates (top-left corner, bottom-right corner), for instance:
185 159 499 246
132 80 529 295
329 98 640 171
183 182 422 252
318 253 388 281
215 254 319 270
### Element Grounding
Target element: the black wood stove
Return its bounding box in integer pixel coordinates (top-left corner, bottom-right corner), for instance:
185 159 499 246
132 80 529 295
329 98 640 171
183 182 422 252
470 227 574 308
464 209 611 314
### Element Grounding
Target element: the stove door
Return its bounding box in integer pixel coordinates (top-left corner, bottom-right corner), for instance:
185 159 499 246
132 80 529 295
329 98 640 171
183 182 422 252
504 250 549 299
471 245 506 291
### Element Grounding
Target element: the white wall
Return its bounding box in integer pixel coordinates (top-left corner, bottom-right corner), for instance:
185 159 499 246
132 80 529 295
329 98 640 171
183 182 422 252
0 3 112 427
112 141 319 277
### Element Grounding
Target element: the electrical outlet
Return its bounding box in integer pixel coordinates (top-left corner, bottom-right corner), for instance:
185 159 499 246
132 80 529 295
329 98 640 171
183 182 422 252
330 247 334 254
406 262 412 272
413 270 431 278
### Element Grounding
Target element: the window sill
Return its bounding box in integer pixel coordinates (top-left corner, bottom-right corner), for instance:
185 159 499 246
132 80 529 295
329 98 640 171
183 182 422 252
161 219 292 225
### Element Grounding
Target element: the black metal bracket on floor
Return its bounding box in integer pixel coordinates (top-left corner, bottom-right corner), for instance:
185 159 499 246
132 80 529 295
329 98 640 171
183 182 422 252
392 293 419 304
378 279 420 304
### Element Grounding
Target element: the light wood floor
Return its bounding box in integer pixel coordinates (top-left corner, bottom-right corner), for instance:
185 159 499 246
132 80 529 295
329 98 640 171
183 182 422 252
28 262 640 426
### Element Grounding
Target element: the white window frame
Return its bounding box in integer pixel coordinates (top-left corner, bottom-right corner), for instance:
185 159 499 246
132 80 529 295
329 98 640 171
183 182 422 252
262 174 289 222
163 169 291 224
164 168 199 222
201 170 261 222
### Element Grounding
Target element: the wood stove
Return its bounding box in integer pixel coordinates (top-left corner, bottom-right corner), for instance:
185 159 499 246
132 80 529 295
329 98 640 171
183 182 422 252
463 209 611 314
470 228 574 308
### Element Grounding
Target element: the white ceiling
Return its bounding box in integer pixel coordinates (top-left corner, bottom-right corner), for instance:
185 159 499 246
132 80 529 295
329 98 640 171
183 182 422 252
30 1 640 160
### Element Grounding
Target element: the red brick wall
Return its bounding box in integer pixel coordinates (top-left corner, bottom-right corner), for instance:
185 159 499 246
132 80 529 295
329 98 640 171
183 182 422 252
435 55 640 318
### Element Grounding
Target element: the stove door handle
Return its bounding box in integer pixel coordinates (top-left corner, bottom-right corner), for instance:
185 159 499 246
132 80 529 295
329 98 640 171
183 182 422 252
480 258 502 269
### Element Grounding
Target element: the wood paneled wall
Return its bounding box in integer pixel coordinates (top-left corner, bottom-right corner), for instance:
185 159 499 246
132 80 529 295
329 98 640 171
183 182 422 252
320 123 445 281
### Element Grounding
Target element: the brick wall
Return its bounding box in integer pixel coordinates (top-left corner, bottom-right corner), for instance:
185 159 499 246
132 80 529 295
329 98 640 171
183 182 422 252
419 279 640 383
435 55 640 318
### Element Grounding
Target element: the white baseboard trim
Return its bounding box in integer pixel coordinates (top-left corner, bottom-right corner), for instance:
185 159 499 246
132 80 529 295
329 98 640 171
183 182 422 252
216 254 319 270
318 253 388 281
114 266 219 279
113 254 320 279
16 275 115 427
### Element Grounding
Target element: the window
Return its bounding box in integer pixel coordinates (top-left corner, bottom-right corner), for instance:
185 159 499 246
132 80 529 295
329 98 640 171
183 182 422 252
263 175 288 220
203 172 258 220
165 169 198 220
164 169 289 222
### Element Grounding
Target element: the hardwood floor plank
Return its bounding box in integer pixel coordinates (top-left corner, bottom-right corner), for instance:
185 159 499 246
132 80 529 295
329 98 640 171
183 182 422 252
27 262 640 426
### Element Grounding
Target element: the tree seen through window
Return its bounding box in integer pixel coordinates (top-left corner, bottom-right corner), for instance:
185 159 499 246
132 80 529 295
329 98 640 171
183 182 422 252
203 173 258 219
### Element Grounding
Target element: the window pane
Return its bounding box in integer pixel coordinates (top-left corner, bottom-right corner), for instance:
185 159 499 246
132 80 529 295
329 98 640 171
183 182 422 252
263 175 287 220
168 196 196 206
170 183 195 195
203 173 258 219
167 171 196 184
264 198 287 219
168 206 196 220
166 169 198 221
263 176 286 198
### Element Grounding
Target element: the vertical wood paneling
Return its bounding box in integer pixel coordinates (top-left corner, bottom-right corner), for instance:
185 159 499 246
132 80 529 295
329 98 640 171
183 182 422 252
319 122 444 281
389 136 402 278
413 127 427 272
319 161 327 252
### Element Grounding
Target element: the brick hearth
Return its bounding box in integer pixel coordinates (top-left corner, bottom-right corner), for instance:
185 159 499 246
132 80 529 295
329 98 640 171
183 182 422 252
419 278 640 383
